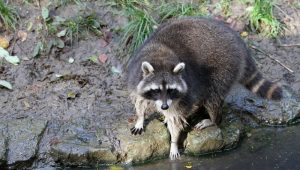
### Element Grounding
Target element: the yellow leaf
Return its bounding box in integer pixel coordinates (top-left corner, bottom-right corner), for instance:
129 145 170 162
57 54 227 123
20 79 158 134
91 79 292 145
240 31 248 37
67 92 76 99
185 162 193 169
0 36 9 49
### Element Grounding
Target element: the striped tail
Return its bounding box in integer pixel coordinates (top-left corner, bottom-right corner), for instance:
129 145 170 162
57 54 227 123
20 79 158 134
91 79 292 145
240 56 282 100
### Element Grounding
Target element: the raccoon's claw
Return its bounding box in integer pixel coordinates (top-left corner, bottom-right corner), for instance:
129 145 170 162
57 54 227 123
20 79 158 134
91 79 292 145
130 127 144 135
169 143 181 160
194 119 215 130
170 152 181 160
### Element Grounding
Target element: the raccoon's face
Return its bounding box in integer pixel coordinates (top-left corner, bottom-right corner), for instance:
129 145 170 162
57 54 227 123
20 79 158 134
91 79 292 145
137 61 187 110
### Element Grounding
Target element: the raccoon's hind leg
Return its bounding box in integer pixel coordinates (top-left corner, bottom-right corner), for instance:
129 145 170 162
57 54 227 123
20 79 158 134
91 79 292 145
195 97 223 130
131 96 147 135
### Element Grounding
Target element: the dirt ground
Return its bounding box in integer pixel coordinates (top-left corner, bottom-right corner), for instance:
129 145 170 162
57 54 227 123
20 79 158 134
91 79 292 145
0 0 299 169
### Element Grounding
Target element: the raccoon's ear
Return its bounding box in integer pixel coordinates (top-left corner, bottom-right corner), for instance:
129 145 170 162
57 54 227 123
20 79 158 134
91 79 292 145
173 62 185 74
141 61 154 75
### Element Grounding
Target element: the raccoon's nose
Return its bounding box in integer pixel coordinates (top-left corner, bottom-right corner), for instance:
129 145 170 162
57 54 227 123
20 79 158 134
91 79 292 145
161 104 169 110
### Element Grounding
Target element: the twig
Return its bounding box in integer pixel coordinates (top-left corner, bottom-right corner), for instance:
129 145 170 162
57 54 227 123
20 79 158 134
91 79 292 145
250 45 294 73
278 43 300 47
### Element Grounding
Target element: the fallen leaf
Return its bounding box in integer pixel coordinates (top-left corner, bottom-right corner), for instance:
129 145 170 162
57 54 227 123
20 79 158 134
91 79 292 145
18 30 28 42
99 54 108 63
42 7 49 20
55 74 63 78
241 31 248 37
0 80 13 89
0 36 9 49
33 41 43 57
56 29 67 37
27 21 33 31
89 55 98 63
111 66 121 74
67 91 77 99
0 47 20 65
68 57 74 64
185 162 193 169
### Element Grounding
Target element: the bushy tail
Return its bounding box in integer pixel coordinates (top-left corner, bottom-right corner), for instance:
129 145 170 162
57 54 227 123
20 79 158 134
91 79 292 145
240 57 282 100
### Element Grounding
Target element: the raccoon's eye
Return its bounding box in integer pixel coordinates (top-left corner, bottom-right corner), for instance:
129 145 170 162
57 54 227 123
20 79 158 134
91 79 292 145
152 89 161 94
167 89 176 94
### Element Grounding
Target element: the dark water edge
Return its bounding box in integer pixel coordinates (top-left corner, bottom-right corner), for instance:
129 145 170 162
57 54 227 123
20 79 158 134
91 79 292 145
62 125 300 170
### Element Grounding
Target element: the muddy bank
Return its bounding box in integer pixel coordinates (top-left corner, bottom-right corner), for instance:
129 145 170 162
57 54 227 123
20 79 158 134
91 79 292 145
0 0 300 169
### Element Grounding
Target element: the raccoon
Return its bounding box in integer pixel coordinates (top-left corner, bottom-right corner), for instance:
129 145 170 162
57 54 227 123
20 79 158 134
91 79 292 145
126 17 282 160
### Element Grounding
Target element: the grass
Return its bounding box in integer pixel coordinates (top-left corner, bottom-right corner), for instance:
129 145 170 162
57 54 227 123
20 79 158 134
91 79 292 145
248 0 282 37
158 2 208 21
41 9 102 55
0 0 19 30
218 0 232 17
62 14 102 44
119 0 208 53
121 6 157 53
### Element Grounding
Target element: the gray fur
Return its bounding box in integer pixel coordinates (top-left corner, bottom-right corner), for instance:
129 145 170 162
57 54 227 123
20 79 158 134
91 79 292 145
126 17 282 159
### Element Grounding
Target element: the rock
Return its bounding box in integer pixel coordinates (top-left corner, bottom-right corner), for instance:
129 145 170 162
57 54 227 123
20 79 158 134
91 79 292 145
0 119 48 168
226 84 300 125
50 113 244 166
51 123 118 166
115 119 170 164
51 118 169 165
185 113 243 155
185 126 223 155
6 119 48 168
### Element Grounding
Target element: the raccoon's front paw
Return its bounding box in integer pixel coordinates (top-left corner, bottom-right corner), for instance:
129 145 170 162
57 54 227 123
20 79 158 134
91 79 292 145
194 119 215 130
131 118 144 135
130 127 144 135
169 143 180 160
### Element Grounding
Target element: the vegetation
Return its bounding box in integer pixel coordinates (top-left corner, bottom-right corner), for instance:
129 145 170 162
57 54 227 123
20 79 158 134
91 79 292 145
118 0 208 53
36 4 103 57
248 0 282 37
120 0 157 53
0 0 284 56
218 0 232 17
0 0 19 30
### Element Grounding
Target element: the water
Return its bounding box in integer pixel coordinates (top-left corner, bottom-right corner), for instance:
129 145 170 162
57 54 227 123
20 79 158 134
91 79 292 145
127 126 300 170
69 125 300 170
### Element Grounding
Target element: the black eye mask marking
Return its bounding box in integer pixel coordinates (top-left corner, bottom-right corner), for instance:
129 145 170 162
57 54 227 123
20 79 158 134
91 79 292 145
167 88 181 99
142 89 161 100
